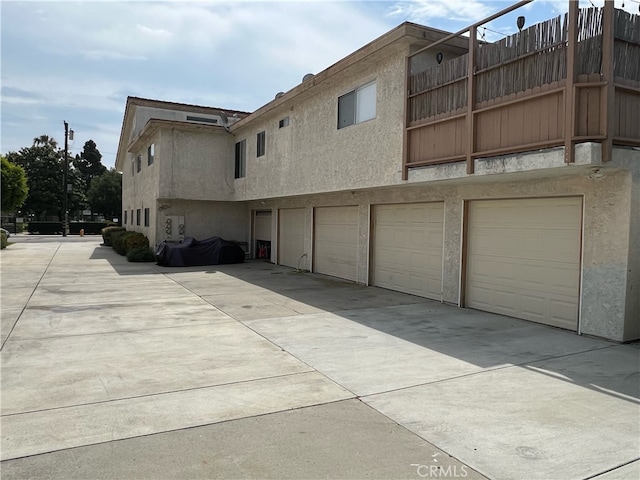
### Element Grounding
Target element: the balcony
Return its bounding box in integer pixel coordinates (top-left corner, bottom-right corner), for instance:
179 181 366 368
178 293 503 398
403 2 640 179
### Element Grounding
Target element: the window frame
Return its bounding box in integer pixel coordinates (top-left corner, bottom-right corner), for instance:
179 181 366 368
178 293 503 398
147 144 155 166
337 80 377 130
256 131 266 158
278 116 290 128
144 208 150 227
136 209 141 226
124 210 128 225
136 155 142 173
235 140 246 179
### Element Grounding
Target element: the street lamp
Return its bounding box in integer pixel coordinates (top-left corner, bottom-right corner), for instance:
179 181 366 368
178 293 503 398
62 121 74 237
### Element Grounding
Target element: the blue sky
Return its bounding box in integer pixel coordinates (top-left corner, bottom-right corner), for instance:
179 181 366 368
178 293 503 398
1 0 635 168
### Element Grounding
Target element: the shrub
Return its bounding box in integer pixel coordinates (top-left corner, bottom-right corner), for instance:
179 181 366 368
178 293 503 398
1 231 7 249
28 222 63 234
101 226 126 246
126 246 157 263
112 231 148 256
110 230 130 254
70 222 114 235
123 232 148 253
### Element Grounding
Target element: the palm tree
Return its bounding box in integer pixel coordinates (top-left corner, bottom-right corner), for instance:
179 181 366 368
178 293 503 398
32 135 58 148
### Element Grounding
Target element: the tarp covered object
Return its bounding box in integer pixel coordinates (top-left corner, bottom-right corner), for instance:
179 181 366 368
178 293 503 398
155 236 245 267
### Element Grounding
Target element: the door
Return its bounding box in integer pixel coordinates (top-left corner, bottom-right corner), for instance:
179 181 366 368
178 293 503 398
314 206 358 281
466 197 582 330
372 202 444 299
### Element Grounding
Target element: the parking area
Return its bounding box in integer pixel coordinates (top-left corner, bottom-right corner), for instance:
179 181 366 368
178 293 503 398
1 237 638 479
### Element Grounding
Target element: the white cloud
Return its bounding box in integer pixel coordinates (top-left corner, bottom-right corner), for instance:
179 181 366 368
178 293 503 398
389 0 494 24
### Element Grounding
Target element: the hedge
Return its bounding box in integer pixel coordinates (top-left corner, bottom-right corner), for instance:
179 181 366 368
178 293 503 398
69 222 115 235
112 231 149 256
101 226 126 246
126 246 157 262
28 222 63 235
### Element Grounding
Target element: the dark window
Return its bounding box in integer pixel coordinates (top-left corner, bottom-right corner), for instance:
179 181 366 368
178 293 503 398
337 90 356 129
337 81 376 129
235 140 246 178
136 155 142 173
279 116 289 128
257 131 266 157
130 210 133 225
144 208 150 227
186 115 218 124
147 144 154 166
131 161 134 176
124 210 128 224
136 209 141 226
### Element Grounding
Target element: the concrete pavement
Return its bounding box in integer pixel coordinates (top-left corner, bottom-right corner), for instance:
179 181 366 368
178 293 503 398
1 236 638 479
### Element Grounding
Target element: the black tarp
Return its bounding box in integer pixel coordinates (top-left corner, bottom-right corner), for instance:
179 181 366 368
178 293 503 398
155 236 245 267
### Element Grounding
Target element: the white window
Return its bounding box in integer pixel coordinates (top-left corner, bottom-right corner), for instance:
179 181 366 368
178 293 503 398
235 140 246 179
147 144 155 166
338 81 376 129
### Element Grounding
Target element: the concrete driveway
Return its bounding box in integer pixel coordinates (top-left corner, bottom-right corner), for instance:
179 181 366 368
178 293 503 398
1 237 638 479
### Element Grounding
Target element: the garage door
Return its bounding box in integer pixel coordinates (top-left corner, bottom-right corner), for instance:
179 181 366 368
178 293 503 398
254 211 272 241
314 206 358 281
372 203 444 299
278 208 306 269
466 197 582 330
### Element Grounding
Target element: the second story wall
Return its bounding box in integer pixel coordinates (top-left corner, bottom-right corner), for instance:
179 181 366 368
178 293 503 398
156 126 236 202
232 45 409 201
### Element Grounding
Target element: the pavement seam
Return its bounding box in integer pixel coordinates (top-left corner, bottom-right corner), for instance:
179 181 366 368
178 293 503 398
0 398 360 463
0 244 61 351
357 343 620 399
580 458 640 479
163 271 363 399
0 370 320 418
356 399 488 479
6 318 239 342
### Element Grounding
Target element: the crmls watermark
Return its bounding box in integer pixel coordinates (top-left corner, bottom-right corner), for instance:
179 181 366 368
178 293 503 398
411 453 469 478
411 464 469 478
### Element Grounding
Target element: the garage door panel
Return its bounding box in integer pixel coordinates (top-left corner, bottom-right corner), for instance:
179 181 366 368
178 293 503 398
314 206 358 281
279 208 306 269
373 203 443 300
467 197 581 330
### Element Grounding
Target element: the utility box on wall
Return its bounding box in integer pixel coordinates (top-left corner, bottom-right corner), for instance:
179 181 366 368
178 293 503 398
164 215 185 242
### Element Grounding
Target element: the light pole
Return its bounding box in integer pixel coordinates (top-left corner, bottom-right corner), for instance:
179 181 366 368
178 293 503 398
62 121 73 237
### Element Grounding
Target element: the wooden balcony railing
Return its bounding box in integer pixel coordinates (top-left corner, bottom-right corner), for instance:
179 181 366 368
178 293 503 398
403 1 640 179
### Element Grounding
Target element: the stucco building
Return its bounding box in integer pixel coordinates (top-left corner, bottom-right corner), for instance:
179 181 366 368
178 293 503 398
116 2 639 342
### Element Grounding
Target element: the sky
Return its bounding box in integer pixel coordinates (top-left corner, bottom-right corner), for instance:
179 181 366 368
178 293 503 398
1 0 636 169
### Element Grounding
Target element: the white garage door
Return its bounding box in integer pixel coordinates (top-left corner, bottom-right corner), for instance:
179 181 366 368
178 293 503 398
278 208 306 269
466 197 582 330
373 203 444 299
314 206 358 281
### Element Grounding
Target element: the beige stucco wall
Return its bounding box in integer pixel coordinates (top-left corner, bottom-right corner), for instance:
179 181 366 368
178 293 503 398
157 127 235 202
153 199 248 247
233 46 409 201
121 132 161 242
247 157 639 342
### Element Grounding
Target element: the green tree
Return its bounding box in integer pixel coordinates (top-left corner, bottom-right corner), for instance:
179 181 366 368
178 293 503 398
73 140 106 191
6 140 63 220
87 169 122 219
1 156 29 212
